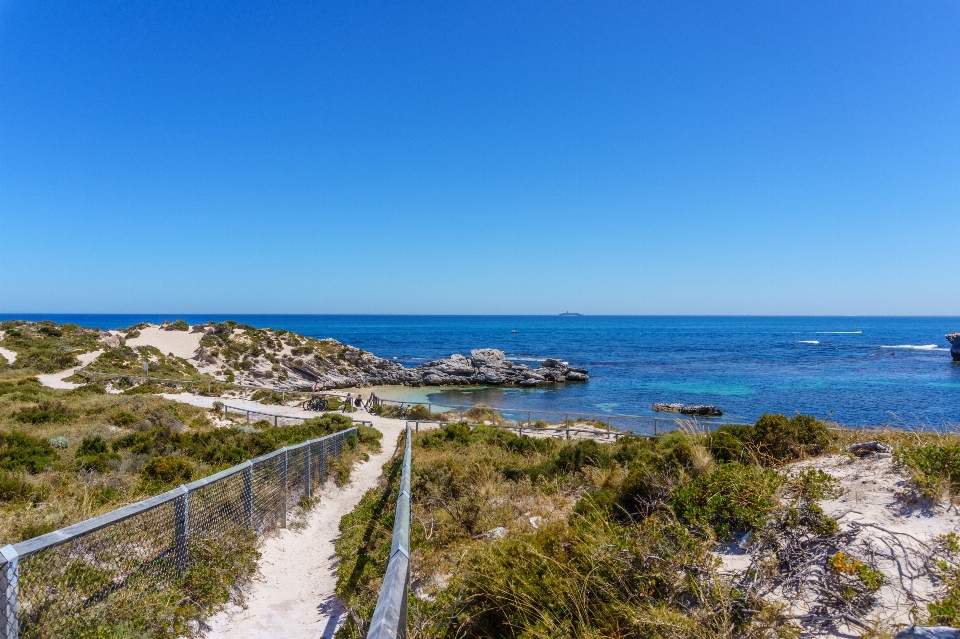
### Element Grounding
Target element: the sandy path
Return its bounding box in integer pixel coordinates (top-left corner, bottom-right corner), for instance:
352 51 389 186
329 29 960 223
36 350 103 389
201 411 414 639
0 347 16 366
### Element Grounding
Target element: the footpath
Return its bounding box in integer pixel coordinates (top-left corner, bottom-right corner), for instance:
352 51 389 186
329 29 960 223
201 410 409 639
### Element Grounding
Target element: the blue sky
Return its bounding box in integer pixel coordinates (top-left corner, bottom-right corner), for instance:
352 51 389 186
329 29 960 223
1 0 958 315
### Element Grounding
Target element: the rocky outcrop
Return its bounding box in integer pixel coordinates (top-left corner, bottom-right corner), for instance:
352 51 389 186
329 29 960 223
947 332 960 361
415 349 588 387
653 403 723 417
278 348 588 389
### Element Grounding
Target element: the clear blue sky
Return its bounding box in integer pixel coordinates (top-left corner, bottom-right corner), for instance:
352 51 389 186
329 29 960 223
1 1 958 315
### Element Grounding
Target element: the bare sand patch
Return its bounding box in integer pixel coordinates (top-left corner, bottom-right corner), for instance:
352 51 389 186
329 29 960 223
126 325 203 360
36 350 103 389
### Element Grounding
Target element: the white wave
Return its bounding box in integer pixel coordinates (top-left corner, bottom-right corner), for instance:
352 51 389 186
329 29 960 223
798 340 820 344
817 330 862 334
880 344 947 351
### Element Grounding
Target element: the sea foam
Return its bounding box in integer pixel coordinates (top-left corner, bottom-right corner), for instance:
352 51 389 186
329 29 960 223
879 344 947 351
798 340 820 344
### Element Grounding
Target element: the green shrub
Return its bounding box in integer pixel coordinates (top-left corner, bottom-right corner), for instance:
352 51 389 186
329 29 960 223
895 442 960 502
251 390 285 405
0 432 57 473
407 404 430 420
670 462 784 539
12 401 74 424
140 456 194 485
48 436 69 449
705 414 831 466
76 436 121 472
0 472 46 503
167 320 190 331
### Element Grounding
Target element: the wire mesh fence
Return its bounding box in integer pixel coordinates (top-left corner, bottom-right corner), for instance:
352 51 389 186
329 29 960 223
0 427 357 639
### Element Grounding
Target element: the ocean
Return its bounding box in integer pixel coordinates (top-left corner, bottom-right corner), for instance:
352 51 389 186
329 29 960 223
2 314 959 427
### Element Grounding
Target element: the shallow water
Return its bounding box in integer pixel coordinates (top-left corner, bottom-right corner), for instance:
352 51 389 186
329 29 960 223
3 314 959 427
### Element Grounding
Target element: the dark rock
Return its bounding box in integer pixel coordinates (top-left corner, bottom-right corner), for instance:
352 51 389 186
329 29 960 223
850 441 892 456
653 403 722 416
947 332 960 361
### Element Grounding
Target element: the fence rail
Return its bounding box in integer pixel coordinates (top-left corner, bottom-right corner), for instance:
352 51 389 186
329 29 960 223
0 426 358 639
371 395 752 437
220 403 373 430
80 370 354 400
367 424 412 639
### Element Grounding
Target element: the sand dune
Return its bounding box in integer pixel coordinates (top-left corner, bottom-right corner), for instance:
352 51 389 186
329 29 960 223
126 325 204 359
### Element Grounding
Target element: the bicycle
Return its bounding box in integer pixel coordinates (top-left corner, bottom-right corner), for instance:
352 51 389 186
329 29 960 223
301 395 328 411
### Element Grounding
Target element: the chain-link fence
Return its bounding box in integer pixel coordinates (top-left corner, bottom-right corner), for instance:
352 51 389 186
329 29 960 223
0 427 357 639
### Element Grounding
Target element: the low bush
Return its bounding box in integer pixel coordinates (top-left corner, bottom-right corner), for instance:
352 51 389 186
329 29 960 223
0 472 46 504
895 442 960 503
140 456 194 486
12 401 74 424
0 432 58 473
251 389 285 404
670 462 784 539
75 436 121 472
706 413 832 466
167 320 190 331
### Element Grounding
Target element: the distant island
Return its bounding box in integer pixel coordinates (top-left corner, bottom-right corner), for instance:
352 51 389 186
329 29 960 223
559 311 582 316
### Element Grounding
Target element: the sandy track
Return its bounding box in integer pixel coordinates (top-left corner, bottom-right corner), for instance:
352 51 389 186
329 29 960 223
201 412 411 639
36 350 103 389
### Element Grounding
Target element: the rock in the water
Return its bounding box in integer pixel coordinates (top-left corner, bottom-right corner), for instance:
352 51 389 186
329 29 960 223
894 627 960 639
653 403 685 413
653 403 722 416
947 332 960 361
849 441 892 456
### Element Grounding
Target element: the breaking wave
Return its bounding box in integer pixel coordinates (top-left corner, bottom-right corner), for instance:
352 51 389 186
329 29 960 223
818 330 862 334
798 340 820 344
880 344 947 351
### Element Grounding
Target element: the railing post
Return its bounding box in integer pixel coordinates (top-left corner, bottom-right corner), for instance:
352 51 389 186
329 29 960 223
274 416 278 427
281 448 288 529
0 544 19 639
305 442 312 499
246 411 250 424
654 418 658 436
173 486 189 571
243 461 254 529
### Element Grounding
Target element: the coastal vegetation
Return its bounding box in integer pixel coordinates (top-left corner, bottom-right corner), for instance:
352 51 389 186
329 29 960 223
0 358 381 639
334 417 960 638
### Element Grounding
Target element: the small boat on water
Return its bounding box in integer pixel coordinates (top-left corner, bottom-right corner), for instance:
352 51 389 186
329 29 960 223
511 330 519 333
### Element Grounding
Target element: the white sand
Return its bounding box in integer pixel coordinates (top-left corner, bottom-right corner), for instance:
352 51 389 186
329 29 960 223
0 347 16 366
37 350 103 389
797 454 959 627
201 412 414 639
126 325 204 360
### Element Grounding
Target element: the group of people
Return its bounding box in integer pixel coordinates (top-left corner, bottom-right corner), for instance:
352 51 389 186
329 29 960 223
309 382 369 410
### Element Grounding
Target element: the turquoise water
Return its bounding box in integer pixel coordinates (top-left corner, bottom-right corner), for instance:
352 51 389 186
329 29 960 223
3 314 959 427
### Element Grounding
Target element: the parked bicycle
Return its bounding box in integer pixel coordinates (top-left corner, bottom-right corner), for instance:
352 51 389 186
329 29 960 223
301 395 328 411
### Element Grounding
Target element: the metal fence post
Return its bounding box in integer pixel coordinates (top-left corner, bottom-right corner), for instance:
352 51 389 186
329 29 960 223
243 461 254 529
654 419 658 436
305 441 312 499
0 544 19 639
281 448 288 529
173 486 189 571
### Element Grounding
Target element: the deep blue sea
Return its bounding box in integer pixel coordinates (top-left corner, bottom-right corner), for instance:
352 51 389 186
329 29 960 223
3 314 959 428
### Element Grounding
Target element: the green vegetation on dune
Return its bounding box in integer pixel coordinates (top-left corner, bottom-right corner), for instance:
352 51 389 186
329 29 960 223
0 320 101 373
0 361 378 639
335 415 960 638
